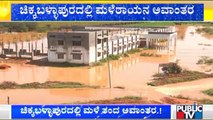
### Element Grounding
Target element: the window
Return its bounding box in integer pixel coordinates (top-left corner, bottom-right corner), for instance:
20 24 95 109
114 48 116 52
49 35 55 38
72 41 81 46
57 53 64 59
58 40 64 46
73 54 81 60
98 52 101 57
97 39 101 44
103 38 107 43
72 50 81 52
72 36 81 38
119 46 122 50
103 51 107 55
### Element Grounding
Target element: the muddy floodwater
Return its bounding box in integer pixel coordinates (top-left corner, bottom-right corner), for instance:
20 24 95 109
0 26 213 104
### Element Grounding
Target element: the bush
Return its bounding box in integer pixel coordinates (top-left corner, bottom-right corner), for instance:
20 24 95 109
196 27 213 35
203 89 213 96
108 55 120 60
197 56 213 65
162 63 182 74
127 49 141 54
140 53 153 57
0 81 17 89
123 53 129 57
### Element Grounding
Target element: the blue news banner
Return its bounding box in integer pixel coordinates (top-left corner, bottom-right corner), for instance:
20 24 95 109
11 4 204 21
11 104 171 119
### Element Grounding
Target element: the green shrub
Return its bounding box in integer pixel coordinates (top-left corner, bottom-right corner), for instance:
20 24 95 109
140 53 151 56
127 49 141 54
203 89 213 96
0 81 17 89
197 56 213 65
123 53 129 57
162 63 182 74
147 82 156 86
108 54 120 60
196 27 213 35
199 99 213 104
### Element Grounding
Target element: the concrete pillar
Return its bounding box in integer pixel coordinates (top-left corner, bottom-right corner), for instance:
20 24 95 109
35 41 37 56
8 42 10 54
146 38 149 48
15 43 18 57
167 39 170 54
19 42 23 58
174 36 177 55
122 38 124 54
1 42 4 55
28 42 31 53
42 40 44 54
31 42 34 60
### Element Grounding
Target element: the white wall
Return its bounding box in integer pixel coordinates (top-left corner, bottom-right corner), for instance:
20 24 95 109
48 51 67 62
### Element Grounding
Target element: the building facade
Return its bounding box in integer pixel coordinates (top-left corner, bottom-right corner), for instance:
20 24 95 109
47 26 177 65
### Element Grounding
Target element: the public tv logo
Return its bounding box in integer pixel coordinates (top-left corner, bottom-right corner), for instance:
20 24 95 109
176 103 203 119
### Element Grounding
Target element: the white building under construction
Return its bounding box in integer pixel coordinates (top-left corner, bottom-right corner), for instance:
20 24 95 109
47 26 177 65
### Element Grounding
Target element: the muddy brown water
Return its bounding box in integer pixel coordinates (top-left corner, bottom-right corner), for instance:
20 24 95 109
0 26 213 104
0 55 168 104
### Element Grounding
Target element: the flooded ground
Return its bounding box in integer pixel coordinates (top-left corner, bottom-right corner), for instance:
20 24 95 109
0 26 213 104
176 26 213 71
157 26 213 100
0 54 168 104
156 78 213 100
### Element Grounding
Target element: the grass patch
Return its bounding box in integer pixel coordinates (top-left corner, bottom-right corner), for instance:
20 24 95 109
148 70 213 86
91 62 103 66
173 95 213 104
175 95 191 100
202 88 213 96
113 86 125 89
123 53 129 57
197 56 213 65
196 27 213 35
118 22 175 27
27 59 86 67
140 53 161 57
115 96 141 100
0 81 99 89
198 43 212 46
91 53 130 66
91 49 141 67
73 96 161 104
108 54 120 60
126 48 141 54
143 47 155 50
199 99 213 104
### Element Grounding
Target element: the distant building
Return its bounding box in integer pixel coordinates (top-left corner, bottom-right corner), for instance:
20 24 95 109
47 26 177 65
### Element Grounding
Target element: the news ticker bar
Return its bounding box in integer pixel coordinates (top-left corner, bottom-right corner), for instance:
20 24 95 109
0 104 213 119
0 3 204 21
